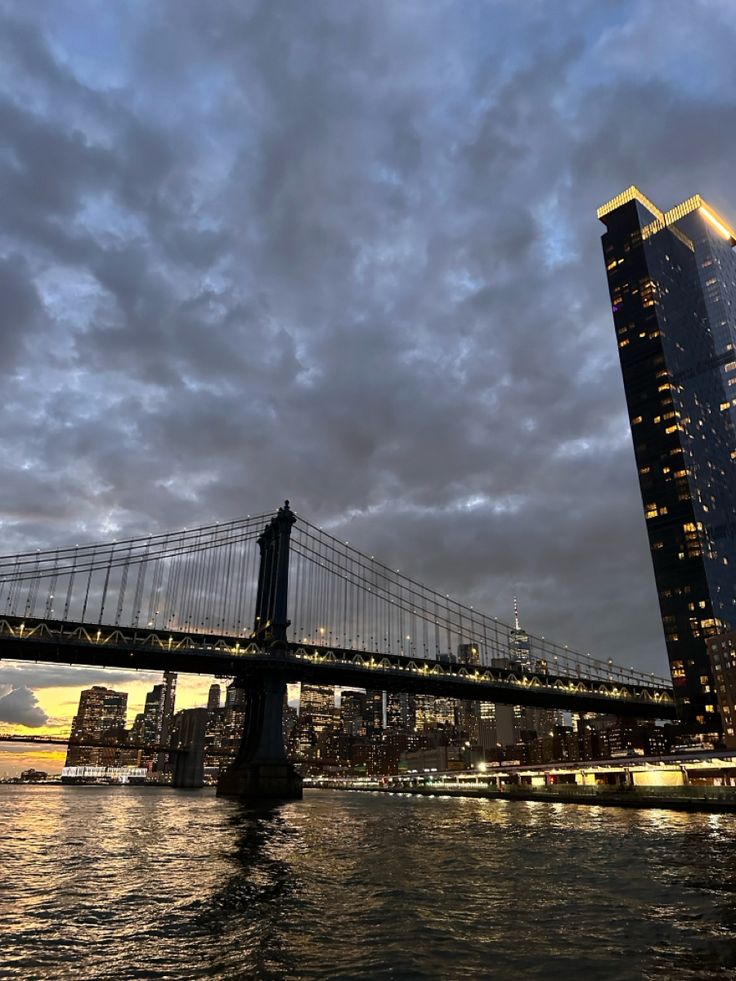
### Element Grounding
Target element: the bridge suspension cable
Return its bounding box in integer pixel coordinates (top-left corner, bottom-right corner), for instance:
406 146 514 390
0 505 669 688
288 518 668 688
0 512 274 635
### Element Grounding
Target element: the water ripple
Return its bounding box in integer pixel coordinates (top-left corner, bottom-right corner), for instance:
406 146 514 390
2 786 736 979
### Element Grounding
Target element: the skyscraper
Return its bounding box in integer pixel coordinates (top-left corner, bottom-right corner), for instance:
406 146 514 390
386 691 414 730
66 686 128 766
598 186 736 734
207 684 221 712
508 597 531 667
296 684 336 758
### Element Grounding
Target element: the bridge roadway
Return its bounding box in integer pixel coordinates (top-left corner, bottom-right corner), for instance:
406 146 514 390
0 614 676 719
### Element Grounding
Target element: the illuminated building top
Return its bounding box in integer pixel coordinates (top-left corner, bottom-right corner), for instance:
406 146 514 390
597 185 736 246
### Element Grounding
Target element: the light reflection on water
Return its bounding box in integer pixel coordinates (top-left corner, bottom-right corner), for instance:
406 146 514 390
1 786 736 979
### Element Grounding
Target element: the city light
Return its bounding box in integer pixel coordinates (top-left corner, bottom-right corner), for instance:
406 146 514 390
700 204 735 241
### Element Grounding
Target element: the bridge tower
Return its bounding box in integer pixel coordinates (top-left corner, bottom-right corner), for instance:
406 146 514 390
217 502 303 801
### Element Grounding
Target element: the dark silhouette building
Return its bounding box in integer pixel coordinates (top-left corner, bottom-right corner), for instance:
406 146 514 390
207 683 221 712
598 187 736 735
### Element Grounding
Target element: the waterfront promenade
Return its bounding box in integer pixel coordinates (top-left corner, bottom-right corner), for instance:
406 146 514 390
306 750 736 814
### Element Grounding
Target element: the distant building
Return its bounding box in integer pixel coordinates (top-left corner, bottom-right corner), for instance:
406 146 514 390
225 682 247 710
365 690 384 732
414 695 455 730
475 600 535 755
299 684 335 719
457 643 481 666
66 686 128 767
61 765 146 785
456 642 481 741
20 768 48 782
171 708 208 788
508 597 531 667
134 672 177 772
283 702 298 749
386 692 413 730
341 691 369 737
220 682 247 761
297 684 336 759
479 699 518 754
707 631 736 748
207 684 221 712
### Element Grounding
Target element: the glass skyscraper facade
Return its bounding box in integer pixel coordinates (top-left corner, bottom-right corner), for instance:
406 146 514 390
598 187 736 734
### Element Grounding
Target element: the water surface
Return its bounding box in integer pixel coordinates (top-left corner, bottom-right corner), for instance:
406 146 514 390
1 786 735 979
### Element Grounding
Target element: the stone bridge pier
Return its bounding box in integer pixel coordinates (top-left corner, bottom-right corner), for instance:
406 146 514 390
216 671 302 801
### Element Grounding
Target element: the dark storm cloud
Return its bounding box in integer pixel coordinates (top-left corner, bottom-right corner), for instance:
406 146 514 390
0 664 164 692
0 686 48 727
1 0 735 700
0 253 46 372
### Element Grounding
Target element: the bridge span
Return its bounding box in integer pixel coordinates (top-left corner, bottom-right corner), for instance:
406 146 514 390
0 502 677 800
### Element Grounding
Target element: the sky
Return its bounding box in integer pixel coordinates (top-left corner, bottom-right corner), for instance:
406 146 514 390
1 0 736 773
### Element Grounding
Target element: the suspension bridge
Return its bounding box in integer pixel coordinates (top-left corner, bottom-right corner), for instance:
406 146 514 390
0 502 676 799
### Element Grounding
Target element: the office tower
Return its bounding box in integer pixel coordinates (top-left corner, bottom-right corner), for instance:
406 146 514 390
366 690 384 732
386 691 414 730
455 644 481 742
457 643 481 666
598 187 736 734
706 631 736 748
299 684 335 722
283 702 298 749
207 683 221 712
297 684 336 758
160 672 177 734
171 708 209 788
479 700 519 754
203 703 226 772
66 686 128 766
221 682 247 762
225 681 247 710
341 690 369 736
141 686 165 745
414 694 456 730
505 598 554 737
136 672 177 772
508 597 531 666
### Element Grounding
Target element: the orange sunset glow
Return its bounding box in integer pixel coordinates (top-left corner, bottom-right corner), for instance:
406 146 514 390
0 669 219 777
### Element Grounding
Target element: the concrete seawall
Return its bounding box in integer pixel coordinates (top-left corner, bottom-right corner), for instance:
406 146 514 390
318 783 736 814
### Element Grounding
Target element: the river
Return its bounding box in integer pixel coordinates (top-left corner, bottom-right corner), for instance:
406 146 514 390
1 786 735 979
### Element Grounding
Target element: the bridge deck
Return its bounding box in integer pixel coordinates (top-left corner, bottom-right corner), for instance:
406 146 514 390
0 615 676 719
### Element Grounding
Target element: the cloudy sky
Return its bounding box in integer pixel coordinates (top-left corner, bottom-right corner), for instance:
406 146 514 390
1 0 735 770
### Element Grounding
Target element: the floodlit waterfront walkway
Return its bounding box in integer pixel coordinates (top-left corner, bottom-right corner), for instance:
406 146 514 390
306 751 736 813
